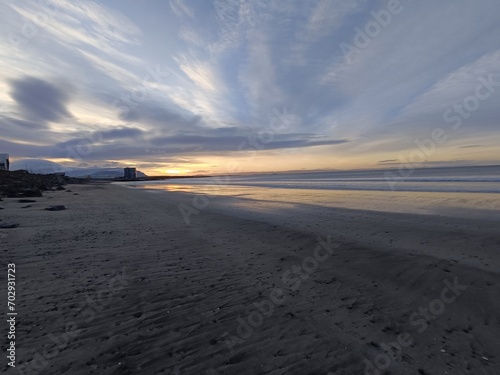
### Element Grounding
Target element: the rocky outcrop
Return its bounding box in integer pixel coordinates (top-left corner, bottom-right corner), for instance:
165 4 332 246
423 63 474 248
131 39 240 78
0 170 72 198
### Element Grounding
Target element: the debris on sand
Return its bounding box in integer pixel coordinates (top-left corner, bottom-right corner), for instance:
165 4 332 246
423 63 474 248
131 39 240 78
0 223 20 229
45 205 66 211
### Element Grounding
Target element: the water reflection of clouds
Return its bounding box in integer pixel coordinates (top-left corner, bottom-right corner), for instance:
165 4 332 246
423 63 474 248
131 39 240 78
138 184 197 193
130 183 500 220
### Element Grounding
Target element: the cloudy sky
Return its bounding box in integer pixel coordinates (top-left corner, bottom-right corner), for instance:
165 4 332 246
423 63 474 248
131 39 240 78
1 0 499 175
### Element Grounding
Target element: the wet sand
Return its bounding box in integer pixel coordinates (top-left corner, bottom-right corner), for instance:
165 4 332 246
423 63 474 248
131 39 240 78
1 183 499 374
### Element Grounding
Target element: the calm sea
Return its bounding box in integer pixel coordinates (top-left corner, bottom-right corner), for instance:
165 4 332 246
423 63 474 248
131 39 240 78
122 165 500 219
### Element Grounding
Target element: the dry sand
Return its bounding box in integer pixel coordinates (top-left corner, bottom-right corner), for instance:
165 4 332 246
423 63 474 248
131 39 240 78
1 183 499 375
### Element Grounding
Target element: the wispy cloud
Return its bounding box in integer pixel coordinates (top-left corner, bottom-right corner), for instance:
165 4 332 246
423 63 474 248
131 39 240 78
169 0 194 18
1 0 500 173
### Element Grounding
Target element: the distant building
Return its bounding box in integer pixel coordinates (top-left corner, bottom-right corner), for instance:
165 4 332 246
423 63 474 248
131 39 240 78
0 154 9 170
124 167 137 179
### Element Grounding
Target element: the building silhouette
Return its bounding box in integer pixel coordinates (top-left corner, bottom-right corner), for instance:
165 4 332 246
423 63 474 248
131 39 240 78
0 154 9 170
124 167 137 179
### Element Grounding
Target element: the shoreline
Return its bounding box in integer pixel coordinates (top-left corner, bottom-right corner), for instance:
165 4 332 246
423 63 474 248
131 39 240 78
1 183 499 374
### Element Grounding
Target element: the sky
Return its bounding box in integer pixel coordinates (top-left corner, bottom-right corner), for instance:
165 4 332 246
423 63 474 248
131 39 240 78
1 0 500 175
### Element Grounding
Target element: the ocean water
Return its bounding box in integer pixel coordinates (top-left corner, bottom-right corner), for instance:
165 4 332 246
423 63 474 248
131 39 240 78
122 166 500 218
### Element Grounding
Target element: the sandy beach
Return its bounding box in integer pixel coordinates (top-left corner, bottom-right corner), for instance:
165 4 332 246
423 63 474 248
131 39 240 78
2 0 500 373
1 183 499 375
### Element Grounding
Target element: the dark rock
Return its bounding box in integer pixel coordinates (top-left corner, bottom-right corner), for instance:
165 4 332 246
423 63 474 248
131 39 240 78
18 199 37 203
21 205 33 208
0 223 20 229
66 190 72 192
5 189 42 198
56 186 65 191
73 193 79 195
45 205 66 211
23 189 43 197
